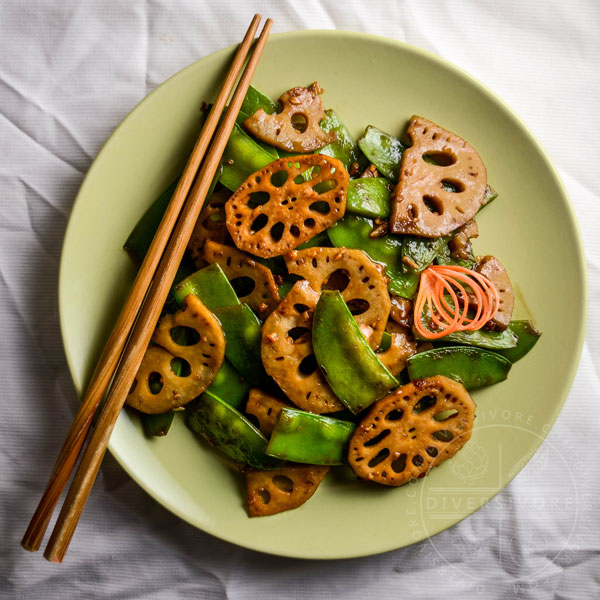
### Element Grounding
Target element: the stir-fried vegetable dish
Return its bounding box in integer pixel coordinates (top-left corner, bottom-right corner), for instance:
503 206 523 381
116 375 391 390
123 82 541 516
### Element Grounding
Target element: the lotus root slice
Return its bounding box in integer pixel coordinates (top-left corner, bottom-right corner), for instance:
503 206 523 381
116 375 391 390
390 116 487 237
246 465 329 517
127 294 225 414
243 82 336 153
285 247 390 349
376 322 418 376
225 154 348 258
476 255 514 331
348 375 476 486
203 240 280 315
246 388 291 436
261 280 343 413
187 187 230 267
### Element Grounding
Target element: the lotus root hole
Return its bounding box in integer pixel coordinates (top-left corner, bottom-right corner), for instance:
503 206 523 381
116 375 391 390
412 454 424 467
247 191 270 208
363 429 391 447
313 180 336 194
169 326 200 346
250 214 268 233
270 222 285 242
230 276 256 297
433 430 454 442
148 372 163 394
272 474 295 493
287 326 310 342
298 353 318 376
413 395 437 413
407 204 418 220
346 298 370 316
290 225 300 238
440 179 465 193
368 448 390 467
170 358 191 377
391 454 407 473
258 489 271 505
434 409 458 421
309 200 331 215
426 446 439 457
422 151 457 166
270 170 288 187
423 195 444 215
293 303 310 314
322 269 350 292
386 409 404 421
291 113 308 133
304 218 316 228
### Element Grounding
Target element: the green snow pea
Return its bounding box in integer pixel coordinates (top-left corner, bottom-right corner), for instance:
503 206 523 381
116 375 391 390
402 236 450 271
140 411 175 437
240 85 279 116
495 320 541 363
313 291 399 414
220 123 276 191
206 358 249 411
212 303 265 386
357 126 407 180
172 264 239 310
123 180 178 262
346 178 392 219
186 392 281 469
481 185 498 209
422 328 518 350
318 110 364 171
327 214 420 299
266 408 356 465
407 346 512 389
435 238 476 270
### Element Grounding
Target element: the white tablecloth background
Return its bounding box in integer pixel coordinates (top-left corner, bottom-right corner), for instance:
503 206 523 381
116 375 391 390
2 1 599 598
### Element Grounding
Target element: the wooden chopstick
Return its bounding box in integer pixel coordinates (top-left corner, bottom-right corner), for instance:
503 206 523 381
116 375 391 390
21 14 265 555
42 17 273 563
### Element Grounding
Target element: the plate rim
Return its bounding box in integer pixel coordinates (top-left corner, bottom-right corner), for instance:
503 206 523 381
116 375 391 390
58 29 587 559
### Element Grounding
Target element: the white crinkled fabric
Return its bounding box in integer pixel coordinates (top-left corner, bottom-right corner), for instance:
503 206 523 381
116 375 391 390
2 1 599 598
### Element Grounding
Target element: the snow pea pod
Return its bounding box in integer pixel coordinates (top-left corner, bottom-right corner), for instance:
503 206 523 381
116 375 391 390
172 264 239 309
186 392 281 469
346 178 391 219
313 291 399 414
220 123 276 191
357 126 407 180
267 408 356 465
140 411 175 437
212 303 266 386
123 180 178 261
407 346 512 389
495 320 541 363
206 358 249 411
318 109 365 171
402 236 450 271
434 239 476 270
327 214 420 299
423 328 518 350
240 85 279 116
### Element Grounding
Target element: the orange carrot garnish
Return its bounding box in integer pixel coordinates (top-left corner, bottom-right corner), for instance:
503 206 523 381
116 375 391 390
414 265 500 339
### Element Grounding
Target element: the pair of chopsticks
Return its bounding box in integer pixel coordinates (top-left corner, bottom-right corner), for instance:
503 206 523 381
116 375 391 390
22 14 273 563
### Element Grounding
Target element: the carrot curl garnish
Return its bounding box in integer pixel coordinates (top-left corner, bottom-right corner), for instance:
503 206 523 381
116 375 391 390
414 265 500 339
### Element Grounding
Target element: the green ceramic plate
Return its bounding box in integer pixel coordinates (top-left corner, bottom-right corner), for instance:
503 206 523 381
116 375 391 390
59 31 586 559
